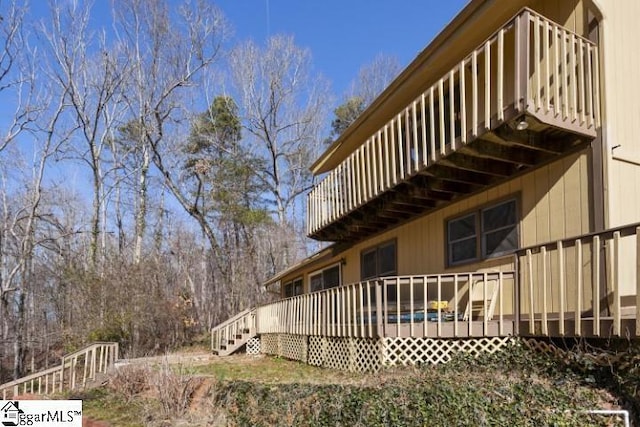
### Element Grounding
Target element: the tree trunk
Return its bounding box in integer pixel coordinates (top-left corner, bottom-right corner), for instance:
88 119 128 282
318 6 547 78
134 143 150 264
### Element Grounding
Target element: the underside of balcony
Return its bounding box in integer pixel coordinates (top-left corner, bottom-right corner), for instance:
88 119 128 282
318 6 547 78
311 115 593 243
307 8 600 243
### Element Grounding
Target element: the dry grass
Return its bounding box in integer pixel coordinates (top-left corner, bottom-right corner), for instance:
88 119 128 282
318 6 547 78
82 346 633 426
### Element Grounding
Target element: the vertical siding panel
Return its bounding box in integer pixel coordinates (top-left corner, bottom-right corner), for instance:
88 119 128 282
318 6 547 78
534 166 551 245
563 155 582 238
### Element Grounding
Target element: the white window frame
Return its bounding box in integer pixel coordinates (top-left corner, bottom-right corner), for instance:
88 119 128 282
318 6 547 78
309 262 342 293
447 198 518 266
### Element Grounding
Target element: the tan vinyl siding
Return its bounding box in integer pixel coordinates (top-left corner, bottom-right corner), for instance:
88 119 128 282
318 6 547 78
280 151 592 307
595 0 640 296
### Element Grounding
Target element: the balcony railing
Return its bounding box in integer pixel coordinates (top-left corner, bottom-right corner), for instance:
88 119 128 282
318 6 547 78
251 225 639 341
517 222 640 338
308 8 600 240
256 272 516 339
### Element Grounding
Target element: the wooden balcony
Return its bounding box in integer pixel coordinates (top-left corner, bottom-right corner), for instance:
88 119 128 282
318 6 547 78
308 8 601 242
255 271 516 340
246 224 638 344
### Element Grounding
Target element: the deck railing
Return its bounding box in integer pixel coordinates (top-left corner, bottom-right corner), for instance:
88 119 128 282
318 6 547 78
517 223 640 338
0 342 118 399
308 7 600 237
256 272 516 339
210 307 256 352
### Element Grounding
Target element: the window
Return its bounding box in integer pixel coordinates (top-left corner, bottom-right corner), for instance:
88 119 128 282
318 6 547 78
283 277 303 298
447 199 518 265
309 264 341 292
361 240 397 280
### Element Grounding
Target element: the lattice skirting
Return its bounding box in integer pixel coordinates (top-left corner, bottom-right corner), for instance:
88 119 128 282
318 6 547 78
260 334 280 355
259 334 308 362
382 336 514 366
246 337 261 355
308 336 381 373
258 334 515 372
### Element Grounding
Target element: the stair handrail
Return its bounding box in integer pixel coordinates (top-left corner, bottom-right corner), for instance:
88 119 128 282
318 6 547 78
0 341 119 399
62 341 118 361
0 365 63 390
210 307 255 335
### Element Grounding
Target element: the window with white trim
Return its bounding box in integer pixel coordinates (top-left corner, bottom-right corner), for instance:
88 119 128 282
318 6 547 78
283 277 303 298
361 240 397 280
309 263 341 292
447 199 518 265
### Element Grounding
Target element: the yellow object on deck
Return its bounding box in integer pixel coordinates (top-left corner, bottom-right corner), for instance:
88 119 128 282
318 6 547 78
429 300 448 310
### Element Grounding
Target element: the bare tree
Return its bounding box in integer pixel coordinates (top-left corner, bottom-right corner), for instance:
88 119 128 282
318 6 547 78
0 78 71 378
113 0 227 269
230 35 328 228
348 53 401 106
328 54 401 140
0 0 33 153
41 1 127 267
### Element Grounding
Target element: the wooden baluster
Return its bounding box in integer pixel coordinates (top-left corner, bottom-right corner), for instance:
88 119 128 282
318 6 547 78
576 239 583 336
471 50 478 136
497 28 505 121
636 228 640 337
459 60 467 143
527 249 534 334
558 240 565 336
613 231 621 336
449 70 456 151
592 236 601 337
542 247 548 335
438 78 445 155
429 87 436 161
484 40 491 129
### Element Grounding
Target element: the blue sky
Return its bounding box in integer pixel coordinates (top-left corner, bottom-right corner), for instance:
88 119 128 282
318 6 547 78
28 0 469 99
216 0 469 96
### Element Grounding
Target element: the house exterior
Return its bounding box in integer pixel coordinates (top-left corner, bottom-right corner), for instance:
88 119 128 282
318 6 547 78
212 0 640 371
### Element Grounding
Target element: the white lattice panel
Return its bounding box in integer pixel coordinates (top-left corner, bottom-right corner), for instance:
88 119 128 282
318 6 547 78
308 336 327 367
260 334 279 355
279 334 308 362
353 338 382 372
246 337 261 355
382 336 513 366
308 336 381 373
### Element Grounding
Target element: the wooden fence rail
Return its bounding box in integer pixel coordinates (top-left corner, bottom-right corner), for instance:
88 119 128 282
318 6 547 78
0 342 118 399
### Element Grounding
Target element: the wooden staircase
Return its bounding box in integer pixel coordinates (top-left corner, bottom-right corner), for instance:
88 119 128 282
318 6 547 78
211 308 257 356
0 342 119 399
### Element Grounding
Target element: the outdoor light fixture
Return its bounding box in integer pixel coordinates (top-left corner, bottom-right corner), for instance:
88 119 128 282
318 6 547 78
516 119 529 131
